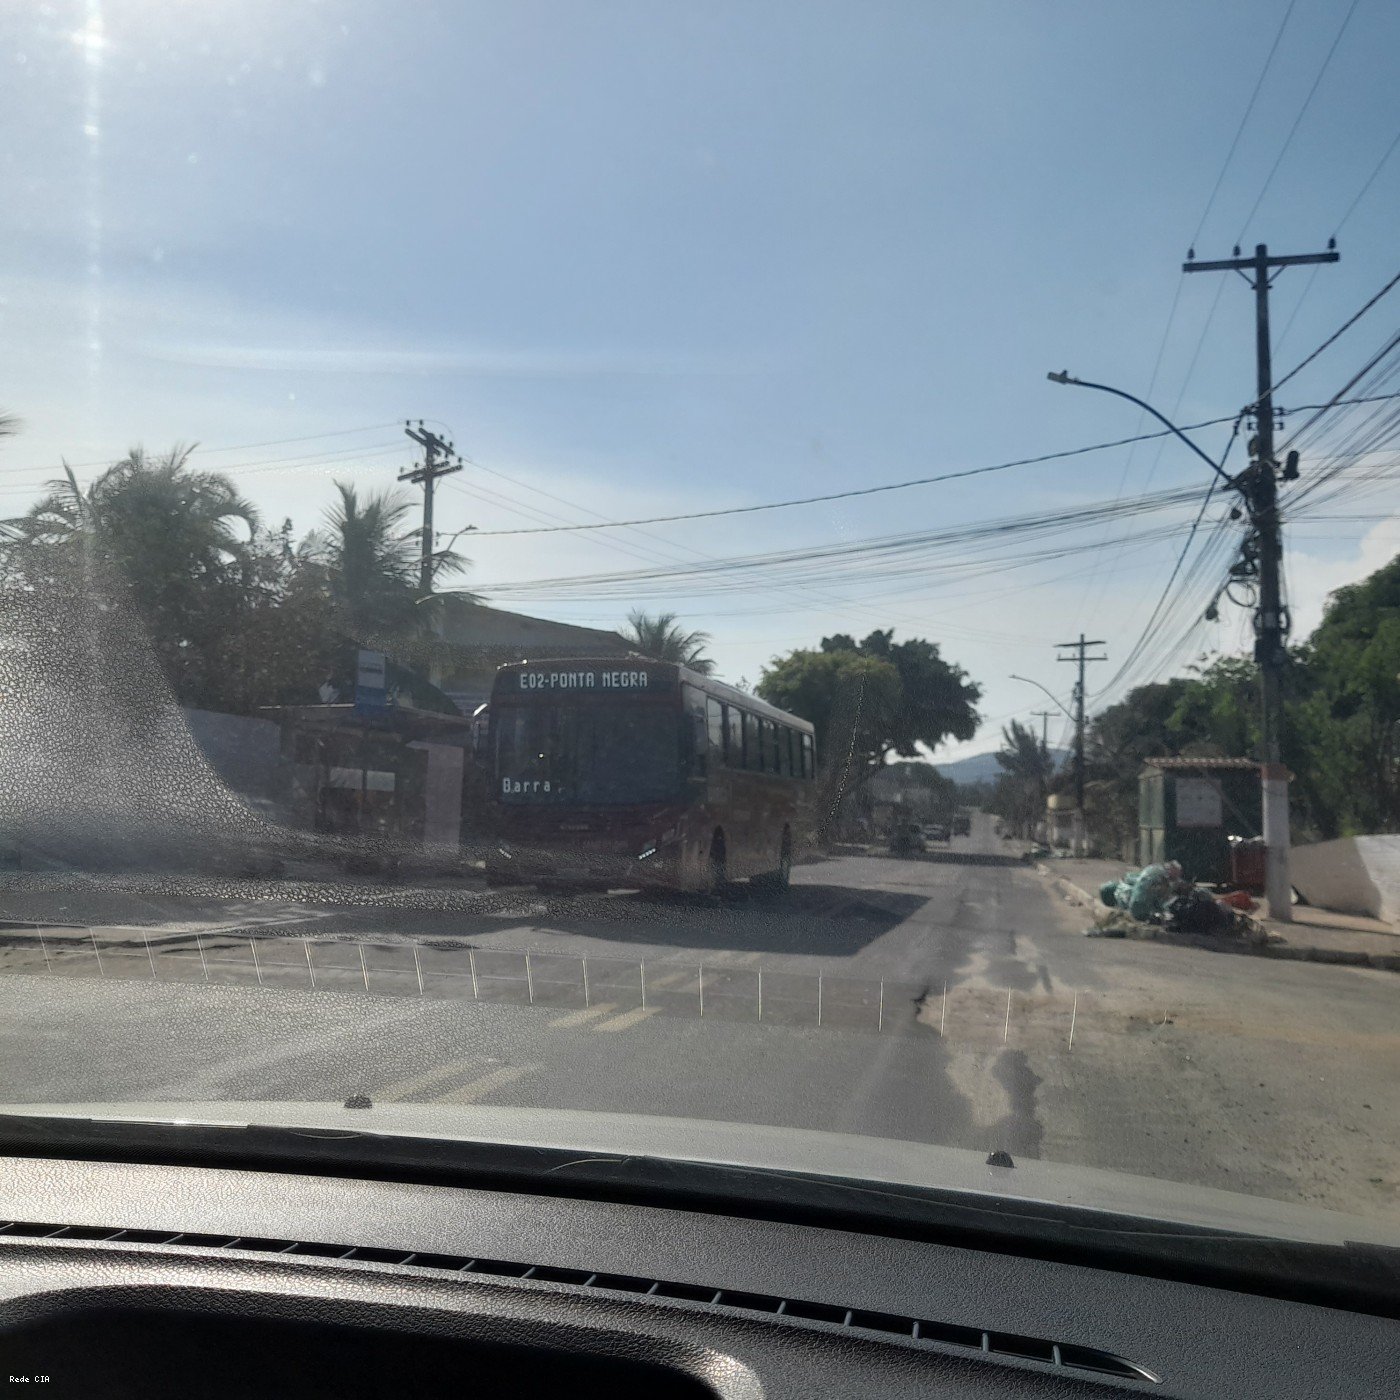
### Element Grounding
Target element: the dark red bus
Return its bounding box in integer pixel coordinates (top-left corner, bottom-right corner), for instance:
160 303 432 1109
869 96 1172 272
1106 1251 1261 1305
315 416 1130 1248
485 657 815 893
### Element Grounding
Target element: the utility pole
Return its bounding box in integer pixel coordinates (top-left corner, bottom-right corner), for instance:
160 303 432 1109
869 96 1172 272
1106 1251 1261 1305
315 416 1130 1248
1057 635 1106 857
400 421 463 597
1031 710 1054 754
1184 243 1338 921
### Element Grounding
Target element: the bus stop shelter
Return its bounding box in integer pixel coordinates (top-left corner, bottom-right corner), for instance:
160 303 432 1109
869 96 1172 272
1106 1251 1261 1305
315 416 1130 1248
1138 757 1263 886
270 703 472 850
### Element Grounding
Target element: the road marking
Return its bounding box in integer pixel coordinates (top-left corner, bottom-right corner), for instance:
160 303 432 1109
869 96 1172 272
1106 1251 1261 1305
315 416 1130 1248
548 1001 618 1028
435 1066 531 1104
593 1005 661 1033
644 970 691 990
375 1059 483 1102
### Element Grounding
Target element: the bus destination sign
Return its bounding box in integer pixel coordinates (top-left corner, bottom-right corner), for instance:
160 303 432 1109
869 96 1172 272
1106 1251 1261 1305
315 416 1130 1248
511 665 674 695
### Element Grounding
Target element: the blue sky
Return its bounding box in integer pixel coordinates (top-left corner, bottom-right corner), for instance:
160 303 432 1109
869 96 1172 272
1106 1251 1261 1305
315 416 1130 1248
2 0 1399 759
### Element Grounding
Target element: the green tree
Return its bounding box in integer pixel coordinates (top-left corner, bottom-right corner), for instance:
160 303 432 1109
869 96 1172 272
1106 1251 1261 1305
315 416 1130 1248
3 446 260 706
758 630 981 838
622 609 716 674
993 719 1055 838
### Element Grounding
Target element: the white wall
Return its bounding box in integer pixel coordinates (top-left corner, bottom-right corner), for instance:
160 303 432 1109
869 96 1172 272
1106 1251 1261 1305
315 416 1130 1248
1291 835 1400 926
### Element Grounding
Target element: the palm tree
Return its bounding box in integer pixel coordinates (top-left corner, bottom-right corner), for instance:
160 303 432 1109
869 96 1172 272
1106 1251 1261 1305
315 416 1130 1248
994 719 1056 838
321 482 466 644
3 444 260 702
622 609 716 674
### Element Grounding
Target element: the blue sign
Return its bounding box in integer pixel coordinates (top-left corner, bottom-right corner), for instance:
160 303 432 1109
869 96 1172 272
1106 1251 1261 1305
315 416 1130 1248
355 649 389 710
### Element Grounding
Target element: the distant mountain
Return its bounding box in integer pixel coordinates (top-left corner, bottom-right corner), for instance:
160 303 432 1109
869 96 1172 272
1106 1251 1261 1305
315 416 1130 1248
933 748 1069 787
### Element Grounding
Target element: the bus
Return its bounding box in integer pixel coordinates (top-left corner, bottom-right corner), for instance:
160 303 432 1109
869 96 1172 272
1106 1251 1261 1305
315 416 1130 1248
485 657 816 893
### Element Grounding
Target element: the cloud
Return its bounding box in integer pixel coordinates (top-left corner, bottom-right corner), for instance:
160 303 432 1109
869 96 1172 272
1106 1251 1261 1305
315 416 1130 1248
1287 517 1400 640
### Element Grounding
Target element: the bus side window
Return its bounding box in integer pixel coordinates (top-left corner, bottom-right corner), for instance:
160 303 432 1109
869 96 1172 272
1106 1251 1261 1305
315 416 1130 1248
707 698 725 762
743 712 760 771
778 726 791 777
801 733 814 779
767 721 781 774
727 707 744 768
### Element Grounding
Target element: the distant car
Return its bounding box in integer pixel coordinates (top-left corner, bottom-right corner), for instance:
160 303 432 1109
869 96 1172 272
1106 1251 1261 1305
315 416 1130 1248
888 821 926 855
922 822 951 843
952 811 972 837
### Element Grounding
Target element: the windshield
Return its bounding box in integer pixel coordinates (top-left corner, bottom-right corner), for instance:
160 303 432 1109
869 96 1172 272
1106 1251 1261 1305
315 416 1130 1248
1 0 1398 1259
495 703 682 804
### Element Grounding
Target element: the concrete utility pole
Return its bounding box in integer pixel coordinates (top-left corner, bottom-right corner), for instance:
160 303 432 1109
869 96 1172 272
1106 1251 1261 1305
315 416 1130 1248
1183 243 1338 921
400 421 463 597
1057 635 1106 857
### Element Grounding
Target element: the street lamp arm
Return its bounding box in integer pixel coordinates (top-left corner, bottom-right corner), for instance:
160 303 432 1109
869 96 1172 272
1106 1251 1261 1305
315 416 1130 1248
1009 674 1075 722
1047 371 1236 486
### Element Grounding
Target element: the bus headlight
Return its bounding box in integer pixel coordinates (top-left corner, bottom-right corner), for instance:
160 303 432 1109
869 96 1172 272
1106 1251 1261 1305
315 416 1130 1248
638 845 658 861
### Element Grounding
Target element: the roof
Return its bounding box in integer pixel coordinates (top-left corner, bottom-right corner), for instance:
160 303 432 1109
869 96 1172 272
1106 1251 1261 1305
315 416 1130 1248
1142 757 1259 771
437 599 631 654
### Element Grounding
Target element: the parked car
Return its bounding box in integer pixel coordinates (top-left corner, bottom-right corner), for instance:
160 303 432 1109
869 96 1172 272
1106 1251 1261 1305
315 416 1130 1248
923 822 951 843
952 810 972 837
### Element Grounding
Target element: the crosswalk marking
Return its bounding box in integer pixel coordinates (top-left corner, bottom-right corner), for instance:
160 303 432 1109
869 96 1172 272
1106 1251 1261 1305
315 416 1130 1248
547 1001 619 1028
434 1066 531 1104
374 1058 483 1102
593 1005 662 1033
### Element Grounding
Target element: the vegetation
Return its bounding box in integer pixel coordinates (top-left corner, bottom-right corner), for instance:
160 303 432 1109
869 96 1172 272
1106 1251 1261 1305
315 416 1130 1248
0 446 467 716
758 630 981 838
991 719 1056 839
622 609 716 674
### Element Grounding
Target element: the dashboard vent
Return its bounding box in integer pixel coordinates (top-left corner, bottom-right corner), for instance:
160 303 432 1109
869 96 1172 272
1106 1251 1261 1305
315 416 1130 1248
0 1219 1159 1384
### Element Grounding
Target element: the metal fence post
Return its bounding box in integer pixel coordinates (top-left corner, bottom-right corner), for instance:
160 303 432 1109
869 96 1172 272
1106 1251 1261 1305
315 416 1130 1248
582 956 590 1007
757 967 763 1021
358 943 370 993
250 938 264 987
877 979 884 1033
525 951 535 1004
38 932 52 974
640 959 646 1009
412 942 425 998
143 932 157 979
304 939 317 990
698 966 704 1017
468 949 480 999
817 974 823 1027
89 930 105 978
197 934 209 983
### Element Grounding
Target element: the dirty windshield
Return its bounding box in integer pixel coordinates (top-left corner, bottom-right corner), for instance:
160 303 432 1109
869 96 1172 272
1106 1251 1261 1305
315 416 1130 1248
1 1 1397 1243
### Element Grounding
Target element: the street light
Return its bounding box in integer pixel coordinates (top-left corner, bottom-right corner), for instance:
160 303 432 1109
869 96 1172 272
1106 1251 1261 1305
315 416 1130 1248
1009 673 1074 722
1046 371 1236 486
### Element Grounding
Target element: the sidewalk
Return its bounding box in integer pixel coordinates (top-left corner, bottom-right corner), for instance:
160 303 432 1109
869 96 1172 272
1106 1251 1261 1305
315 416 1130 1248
1039 856 1400 973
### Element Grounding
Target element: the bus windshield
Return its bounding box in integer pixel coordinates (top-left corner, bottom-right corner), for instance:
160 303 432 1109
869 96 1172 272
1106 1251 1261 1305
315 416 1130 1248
495 703 682 805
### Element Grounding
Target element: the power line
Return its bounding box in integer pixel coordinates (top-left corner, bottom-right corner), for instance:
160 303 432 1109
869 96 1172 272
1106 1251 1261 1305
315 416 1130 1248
1235 0 1362 241
462 417 1245 538
1189 0 1300 253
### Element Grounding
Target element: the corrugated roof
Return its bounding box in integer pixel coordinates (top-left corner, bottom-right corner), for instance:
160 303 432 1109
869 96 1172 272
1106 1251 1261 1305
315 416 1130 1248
1142 756 1258 770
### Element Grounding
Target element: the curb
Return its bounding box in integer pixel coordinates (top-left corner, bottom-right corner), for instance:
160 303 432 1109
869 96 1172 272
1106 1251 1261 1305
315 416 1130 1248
1033 863 1400 974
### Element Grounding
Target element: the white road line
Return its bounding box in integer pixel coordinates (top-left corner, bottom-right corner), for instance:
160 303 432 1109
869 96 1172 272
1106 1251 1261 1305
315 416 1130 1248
593 1006 662 1033
645 971 691 990
374 1059 482 1102
434 1065 531 1104
547 1002 619 1029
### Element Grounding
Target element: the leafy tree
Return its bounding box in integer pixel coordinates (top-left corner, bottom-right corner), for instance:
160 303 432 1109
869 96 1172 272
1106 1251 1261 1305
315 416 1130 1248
622 609 715 674
758 630 980 838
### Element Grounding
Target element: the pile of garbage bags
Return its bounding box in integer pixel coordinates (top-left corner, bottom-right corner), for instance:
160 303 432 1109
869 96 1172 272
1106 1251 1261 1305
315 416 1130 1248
1097 862 1255 935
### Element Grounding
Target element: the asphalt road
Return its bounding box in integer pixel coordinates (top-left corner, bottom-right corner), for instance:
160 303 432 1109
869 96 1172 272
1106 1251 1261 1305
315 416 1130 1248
0 815 1396 1224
